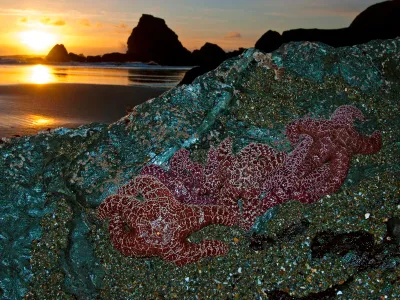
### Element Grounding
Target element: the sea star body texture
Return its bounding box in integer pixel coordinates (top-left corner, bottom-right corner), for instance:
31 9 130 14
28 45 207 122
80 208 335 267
275 105 382 203
98 105 382 265
97 175 238 266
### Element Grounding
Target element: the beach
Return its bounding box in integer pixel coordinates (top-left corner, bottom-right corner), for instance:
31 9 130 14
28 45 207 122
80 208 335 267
0 83 168 137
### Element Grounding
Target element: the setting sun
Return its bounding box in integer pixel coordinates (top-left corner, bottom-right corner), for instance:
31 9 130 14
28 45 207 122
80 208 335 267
19 30 56 52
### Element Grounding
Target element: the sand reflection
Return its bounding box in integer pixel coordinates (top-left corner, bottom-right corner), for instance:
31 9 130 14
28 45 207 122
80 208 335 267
28 65 55 84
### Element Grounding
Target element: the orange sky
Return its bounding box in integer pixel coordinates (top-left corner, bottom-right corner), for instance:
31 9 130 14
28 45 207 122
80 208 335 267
0 0 378 56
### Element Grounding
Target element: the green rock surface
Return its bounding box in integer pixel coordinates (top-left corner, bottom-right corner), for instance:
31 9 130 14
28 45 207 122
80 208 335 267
0 38 399 299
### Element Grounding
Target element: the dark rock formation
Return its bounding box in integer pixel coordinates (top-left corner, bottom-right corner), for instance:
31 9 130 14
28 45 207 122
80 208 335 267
46 44 69 62
179 66 209 85
255 30 282 53
350 0 400 31
86 55 102 63
68 52 86 63
180 43 227 85
192 42 226 68
101 52 128 62
180 44 246 85
256 1 400 53
185 1 400 84
311 231 375 259
226 47 246 59
127 14 192 66
281 27 350 47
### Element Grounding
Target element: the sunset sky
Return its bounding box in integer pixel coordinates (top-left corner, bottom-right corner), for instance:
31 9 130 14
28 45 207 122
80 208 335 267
0 0 379 56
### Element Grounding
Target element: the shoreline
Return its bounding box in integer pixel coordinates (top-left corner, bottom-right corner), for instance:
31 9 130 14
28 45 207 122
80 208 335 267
0 83 168 138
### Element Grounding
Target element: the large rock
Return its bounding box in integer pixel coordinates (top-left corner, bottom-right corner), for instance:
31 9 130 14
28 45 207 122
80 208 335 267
127 14 192 66
180 43 228 85
68 52 86 63
191 42 226 68
180 44 246 85
86 55 102 63
101 52 128 62
1 38 399 298
226 47 246 59
46 44 69 62
179 66 209 85
350 0 400 31
255 30 282 53
256 0 400 52
281 27 350 47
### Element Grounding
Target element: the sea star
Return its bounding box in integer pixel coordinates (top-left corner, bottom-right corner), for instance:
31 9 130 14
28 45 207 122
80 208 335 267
140 106 381 230
141 137 288 230
140 149 217 205
206 138 288 229
140 138 287 205
97 175 238 266
262 105 382 204
98 105 382 265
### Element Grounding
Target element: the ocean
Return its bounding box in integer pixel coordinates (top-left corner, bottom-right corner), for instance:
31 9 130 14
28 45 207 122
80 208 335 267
0 63 191 88
0 63 191 137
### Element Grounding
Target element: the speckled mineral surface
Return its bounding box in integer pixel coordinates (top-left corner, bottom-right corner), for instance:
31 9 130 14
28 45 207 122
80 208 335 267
0 38 399 299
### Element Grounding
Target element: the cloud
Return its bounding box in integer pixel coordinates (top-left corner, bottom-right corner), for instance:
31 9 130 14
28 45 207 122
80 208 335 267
224 32 242 39
114 23 128 29
0 8 103 24
0 8 42 16
79 18 91 27
18 17 28 23
52 19 66 26
77 19 106 30
263 11 290 18
303 7 358 18
17 15 66 27
112 23 130 34
40 17 66 26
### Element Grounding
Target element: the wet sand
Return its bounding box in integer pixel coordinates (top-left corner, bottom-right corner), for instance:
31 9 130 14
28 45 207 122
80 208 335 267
0 83 168 137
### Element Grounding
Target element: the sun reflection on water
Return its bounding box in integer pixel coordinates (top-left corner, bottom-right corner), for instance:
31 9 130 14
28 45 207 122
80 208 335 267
29 65 54 84
29 114 55 126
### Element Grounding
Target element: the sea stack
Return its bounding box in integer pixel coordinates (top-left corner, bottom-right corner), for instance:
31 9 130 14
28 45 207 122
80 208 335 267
46 44 69 62
127 14 192 66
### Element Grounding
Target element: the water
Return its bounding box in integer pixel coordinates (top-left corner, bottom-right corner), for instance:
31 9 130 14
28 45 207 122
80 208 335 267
0 63 191 88
0 63 190 137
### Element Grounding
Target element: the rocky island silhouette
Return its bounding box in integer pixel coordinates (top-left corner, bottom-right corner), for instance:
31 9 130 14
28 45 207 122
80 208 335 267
42 1 399 84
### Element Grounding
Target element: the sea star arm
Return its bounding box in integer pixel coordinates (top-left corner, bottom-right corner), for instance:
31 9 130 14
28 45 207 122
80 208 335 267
197 205 238 227
330 105 365 124
108 215 140 255
239 197 279 231
169 149 204 186
325 105 382 155
166 239 229 266
118 175 180 205
298 145 351 203
140 164 169 182
97 194 131 220
261 134 313 200
352 130 382 155
108 213 167 258
200 146 221 196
